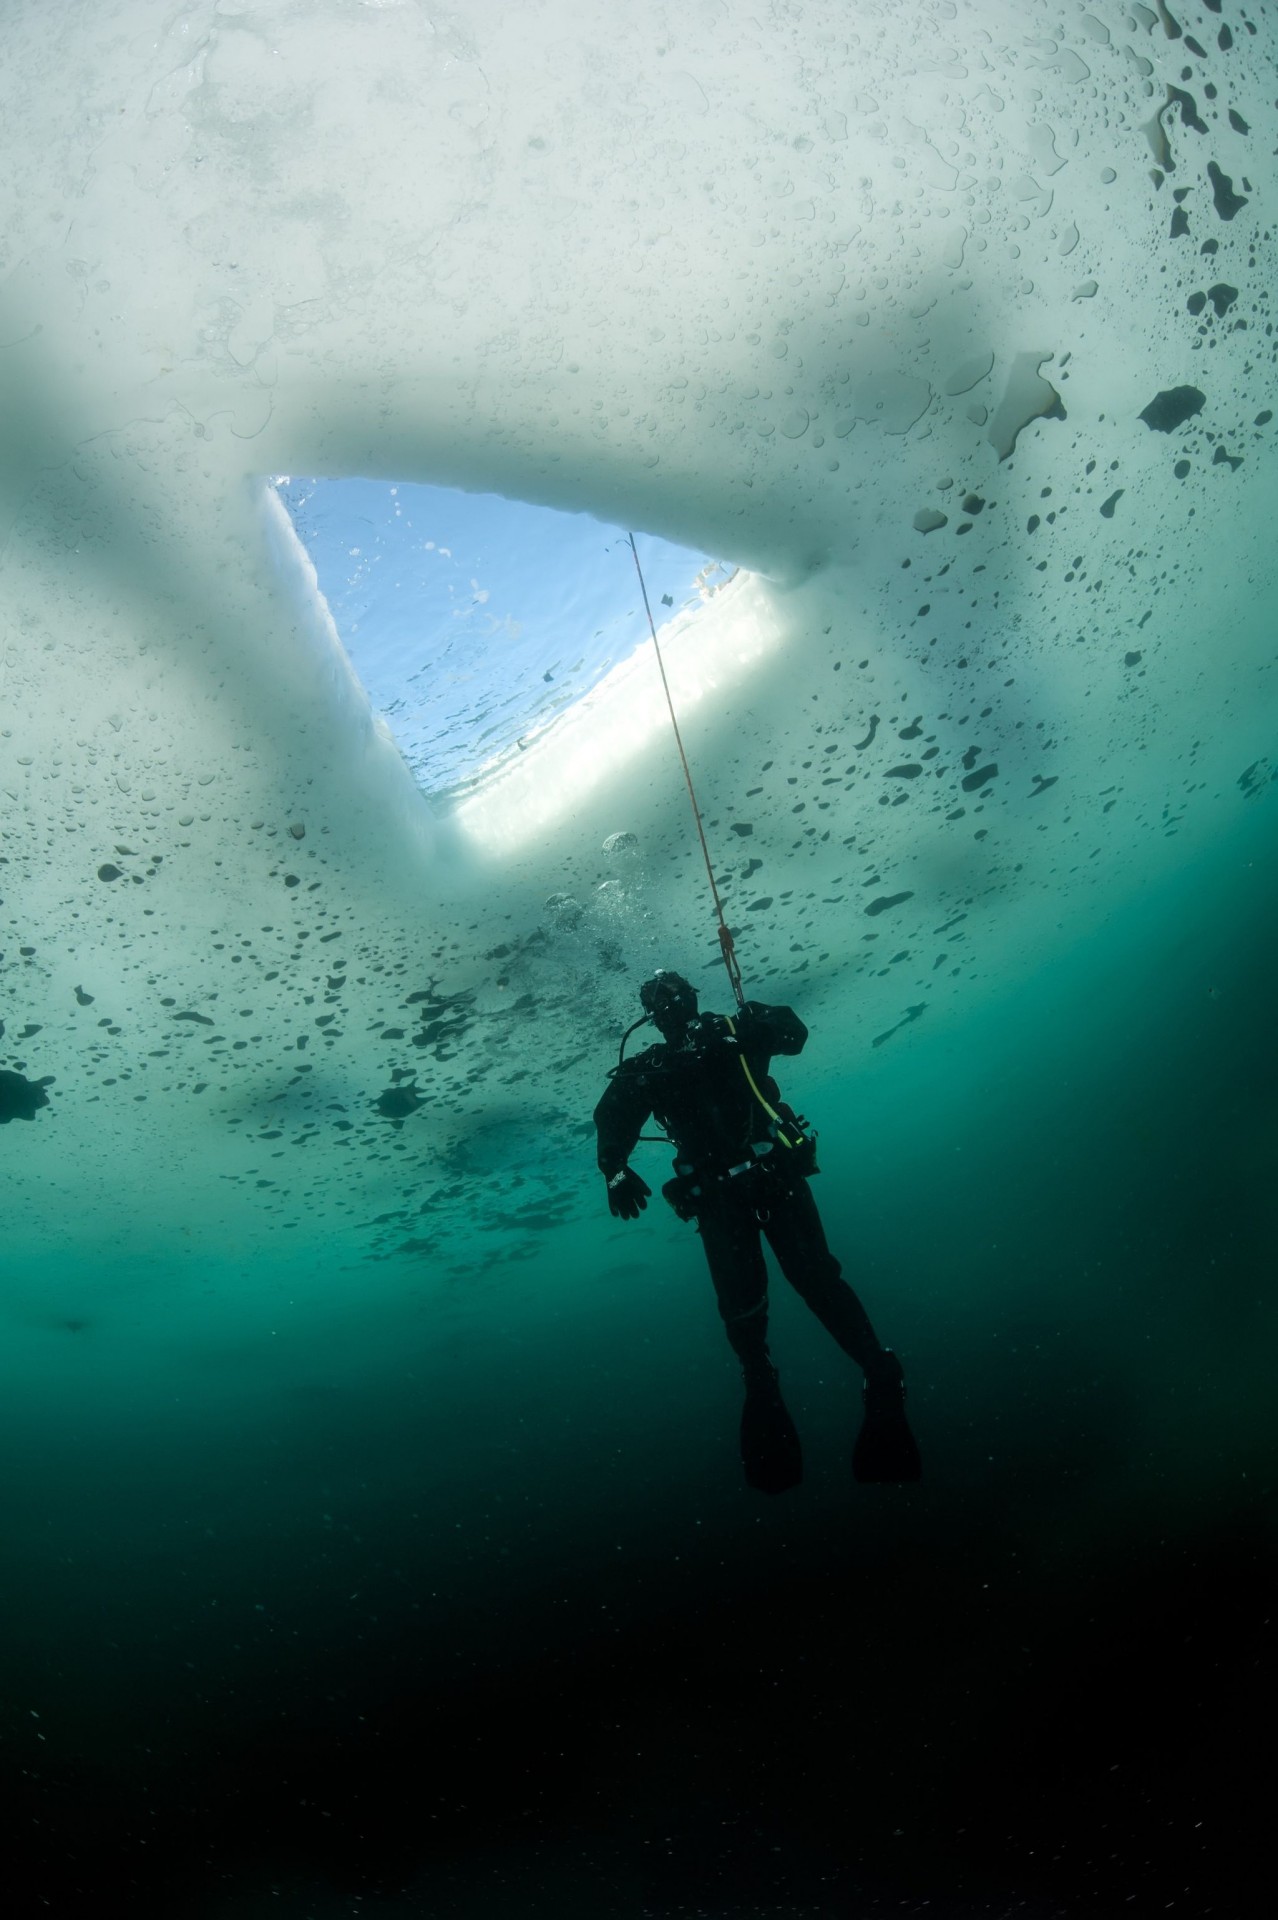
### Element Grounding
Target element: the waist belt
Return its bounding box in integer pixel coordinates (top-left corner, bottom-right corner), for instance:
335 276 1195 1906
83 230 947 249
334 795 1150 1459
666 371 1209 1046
676 1142 776 1182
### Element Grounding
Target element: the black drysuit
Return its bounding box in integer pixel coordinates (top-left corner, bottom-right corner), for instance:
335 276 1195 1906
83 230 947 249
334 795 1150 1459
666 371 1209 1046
593 1003 883 1380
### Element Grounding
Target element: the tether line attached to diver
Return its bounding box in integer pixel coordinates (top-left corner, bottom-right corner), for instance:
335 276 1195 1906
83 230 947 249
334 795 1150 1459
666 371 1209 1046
627 531 745 1011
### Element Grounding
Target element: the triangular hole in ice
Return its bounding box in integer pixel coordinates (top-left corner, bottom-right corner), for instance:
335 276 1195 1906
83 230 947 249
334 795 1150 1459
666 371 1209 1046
272 477 731 800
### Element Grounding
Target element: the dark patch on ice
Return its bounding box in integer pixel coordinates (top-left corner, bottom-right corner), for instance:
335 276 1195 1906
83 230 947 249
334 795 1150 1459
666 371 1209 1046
730 822 753 837
1206 162 1247 221
1029 775 1058 797
96 863 124 883
1166 87 1206 136
747 896 774 912
74 986 94 1006
1238 760 1271 799
399 986 477 1057
1228 108 1247 135
1212 445 1242 472
1100 490 1124 518
1140 386 1204 432
1190 282 1239 319
961 494 985 515
853 716 879 750
0 1069 52 1123
407 986 475 1015
173 1010 215 1026
961 764 999 794
1124 651 1143 667
865 892 914 917
377 1083 424 1125
871 1004 926 1049
913 508 948 534
885 764 923 781
414 1018 469 1050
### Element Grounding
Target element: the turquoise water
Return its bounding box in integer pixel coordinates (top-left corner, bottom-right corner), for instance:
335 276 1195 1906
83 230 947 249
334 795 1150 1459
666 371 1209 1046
2 1 1276 1914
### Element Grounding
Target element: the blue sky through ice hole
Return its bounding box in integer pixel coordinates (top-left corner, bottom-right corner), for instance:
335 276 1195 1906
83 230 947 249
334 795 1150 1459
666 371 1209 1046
272 477 730 799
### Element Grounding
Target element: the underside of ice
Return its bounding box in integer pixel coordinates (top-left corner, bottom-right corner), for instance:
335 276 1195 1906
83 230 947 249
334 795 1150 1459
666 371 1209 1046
1 0 1275 1369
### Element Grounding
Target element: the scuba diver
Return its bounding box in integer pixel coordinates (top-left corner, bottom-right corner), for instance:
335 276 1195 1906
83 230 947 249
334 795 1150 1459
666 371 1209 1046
594 970 921 1495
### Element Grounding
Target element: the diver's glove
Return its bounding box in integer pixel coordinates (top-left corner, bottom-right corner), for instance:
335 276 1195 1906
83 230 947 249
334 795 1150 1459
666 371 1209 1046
605 1167 651 1220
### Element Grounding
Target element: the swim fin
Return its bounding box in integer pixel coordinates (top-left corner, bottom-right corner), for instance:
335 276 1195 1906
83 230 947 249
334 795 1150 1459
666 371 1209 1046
740 1367 803 1494
852 1349 922 1484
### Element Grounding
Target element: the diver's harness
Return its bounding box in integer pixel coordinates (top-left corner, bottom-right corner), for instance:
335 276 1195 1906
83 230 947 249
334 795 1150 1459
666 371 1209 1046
610 1012 819 1222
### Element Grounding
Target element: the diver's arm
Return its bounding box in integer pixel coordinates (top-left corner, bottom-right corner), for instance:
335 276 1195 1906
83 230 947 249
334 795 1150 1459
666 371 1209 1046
594 1069 655 1220
593 1069 653 1178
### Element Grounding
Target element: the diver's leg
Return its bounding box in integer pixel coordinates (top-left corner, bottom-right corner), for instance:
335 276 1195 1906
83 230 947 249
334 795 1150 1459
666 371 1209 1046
764 1178 921 1483
761 1177 883 1366
696 1185 802 1494
695 1183 773 1373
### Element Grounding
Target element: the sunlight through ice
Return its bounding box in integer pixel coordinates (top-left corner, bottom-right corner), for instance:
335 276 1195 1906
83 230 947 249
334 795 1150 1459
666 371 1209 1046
452 569 781 857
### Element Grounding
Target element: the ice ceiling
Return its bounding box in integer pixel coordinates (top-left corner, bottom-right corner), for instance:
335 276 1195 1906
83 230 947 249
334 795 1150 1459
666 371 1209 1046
1 1 1275 1346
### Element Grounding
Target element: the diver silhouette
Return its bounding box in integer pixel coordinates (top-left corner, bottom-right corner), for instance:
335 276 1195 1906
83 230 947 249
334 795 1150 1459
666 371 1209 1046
594 971 921 1494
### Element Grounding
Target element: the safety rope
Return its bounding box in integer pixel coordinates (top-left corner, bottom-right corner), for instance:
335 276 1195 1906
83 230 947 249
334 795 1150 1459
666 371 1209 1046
628 532 745 1010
